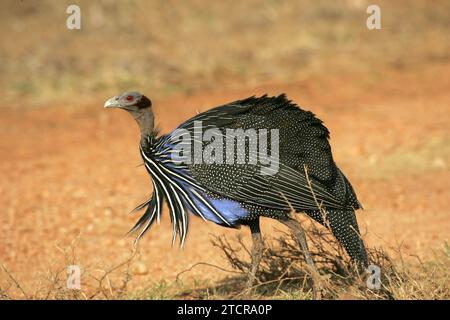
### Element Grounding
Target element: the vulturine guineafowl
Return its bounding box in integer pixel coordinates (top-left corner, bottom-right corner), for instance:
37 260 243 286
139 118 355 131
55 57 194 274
104 92 368 289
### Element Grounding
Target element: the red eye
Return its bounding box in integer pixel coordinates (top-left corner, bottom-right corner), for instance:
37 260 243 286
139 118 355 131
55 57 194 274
126 95 133 101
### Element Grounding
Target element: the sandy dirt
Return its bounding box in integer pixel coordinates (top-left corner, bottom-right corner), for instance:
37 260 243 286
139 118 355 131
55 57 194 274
0 63 449 296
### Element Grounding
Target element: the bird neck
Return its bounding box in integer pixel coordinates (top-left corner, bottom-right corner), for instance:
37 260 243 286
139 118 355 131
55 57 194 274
131 108 155 146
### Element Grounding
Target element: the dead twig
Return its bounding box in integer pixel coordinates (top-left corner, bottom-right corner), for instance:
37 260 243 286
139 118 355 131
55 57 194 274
176 262 242 283
1 264 28 299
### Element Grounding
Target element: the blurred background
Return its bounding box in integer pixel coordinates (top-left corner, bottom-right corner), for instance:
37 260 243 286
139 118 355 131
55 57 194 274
0 0 449 299
2 0 449 104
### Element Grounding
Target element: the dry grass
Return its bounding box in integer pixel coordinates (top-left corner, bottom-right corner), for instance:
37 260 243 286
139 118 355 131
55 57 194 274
1 221 448 300
0 238 138 300
202 220 449 300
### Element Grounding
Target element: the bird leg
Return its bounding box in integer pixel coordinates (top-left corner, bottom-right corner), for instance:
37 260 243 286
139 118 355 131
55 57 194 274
245 220 264 293
280 217 322 299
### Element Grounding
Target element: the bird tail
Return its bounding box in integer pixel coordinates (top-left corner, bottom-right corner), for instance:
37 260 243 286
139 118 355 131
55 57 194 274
308 209 368 266
328 209 368 266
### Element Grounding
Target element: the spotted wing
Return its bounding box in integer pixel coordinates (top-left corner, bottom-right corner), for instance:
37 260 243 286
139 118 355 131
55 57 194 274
173 95 361 212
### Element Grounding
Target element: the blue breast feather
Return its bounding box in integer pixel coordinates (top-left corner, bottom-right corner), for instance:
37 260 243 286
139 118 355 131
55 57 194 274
176 179 249 226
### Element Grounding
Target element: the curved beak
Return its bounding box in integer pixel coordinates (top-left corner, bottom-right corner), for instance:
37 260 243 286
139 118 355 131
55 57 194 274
104 96 120 108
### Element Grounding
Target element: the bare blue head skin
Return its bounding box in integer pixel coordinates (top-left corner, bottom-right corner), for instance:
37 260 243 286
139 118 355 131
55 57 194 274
104 91 153 144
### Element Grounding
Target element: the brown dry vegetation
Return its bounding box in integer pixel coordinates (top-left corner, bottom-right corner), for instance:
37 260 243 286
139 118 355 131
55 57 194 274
0 0 449 299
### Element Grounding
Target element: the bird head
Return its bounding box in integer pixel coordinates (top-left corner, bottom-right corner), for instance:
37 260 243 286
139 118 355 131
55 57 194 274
104 91 154 142
104 91 152 112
